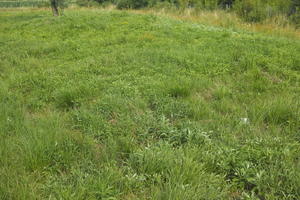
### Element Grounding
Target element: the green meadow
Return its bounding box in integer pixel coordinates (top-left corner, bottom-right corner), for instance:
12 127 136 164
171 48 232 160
0 9 299 199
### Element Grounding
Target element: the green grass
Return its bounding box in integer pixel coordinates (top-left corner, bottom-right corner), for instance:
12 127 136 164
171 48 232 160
0 9 299 199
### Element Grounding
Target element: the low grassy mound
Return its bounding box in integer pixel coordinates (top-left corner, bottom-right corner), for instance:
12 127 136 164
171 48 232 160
0 9 299 199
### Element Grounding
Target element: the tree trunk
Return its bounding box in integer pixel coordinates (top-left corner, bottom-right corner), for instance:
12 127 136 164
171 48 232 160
51 0 59 16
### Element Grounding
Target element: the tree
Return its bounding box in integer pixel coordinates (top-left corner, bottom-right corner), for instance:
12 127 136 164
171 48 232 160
289 0 300 15
50 0 59 16
50 0 65 16
218 0 235 9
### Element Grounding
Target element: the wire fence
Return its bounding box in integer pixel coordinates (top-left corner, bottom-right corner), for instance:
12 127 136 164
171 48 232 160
0 0 48 7
0 0 77 7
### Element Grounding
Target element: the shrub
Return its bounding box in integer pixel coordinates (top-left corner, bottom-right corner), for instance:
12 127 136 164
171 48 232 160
116 0 148 9
233 0 267 22
289 0 300 27
233 0 299 23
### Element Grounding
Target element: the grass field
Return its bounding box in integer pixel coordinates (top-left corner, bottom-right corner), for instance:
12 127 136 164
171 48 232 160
0 9 300 199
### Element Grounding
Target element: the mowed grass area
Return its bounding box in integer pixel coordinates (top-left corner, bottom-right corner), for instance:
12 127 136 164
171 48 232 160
0 9 300 199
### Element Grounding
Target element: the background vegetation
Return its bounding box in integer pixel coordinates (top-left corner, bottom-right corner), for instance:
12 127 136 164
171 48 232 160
1 9 299 199
0 0 299 27
77 0 300 26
